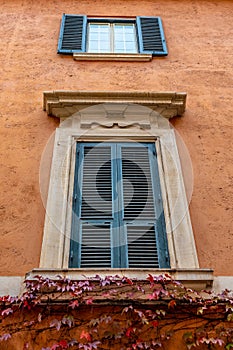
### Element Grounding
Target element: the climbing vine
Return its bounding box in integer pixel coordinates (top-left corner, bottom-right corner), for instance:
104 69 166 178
0 274 233 349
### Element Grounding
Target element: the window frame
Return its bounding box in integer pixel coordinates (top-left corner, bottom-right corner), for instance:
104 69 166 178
57 14 168 59
87 20 138 54
39 91 205 285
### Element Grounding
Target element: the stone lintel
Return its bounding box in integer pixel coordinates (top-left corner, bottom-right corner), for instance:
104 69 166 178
43 91 187 119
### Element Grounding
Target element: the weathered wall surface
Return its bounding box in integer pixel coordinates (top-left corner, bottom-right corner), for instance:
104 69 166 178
0 0 232 276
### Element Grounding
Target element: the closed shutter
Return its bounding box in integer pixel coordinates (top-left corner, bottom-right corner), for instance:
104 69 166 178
136 16 168 56
69 143 113 268
120 144 169 268
57 14 87 53
69 142 170 268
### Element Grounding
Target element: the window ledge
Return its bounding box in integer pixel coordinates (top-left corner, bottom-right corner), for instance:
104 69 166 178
73 52 152 62
26 268 214 291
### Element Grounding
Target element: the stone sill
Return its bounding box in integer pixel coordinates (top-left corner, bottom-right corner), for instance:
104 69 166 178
26 268 214 291
73 52 152 62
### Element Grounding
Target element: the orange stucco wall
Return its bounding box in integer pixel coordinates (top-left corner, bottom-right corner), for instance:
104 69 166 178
0 0 232 276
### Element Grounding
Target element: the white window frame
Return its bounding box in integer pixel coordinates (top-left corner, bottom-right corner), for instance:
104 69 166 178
87 22 138 54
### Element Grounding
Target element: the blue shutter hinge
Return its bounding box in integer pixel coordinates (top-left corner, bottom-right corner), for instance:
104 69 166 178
70 250 73 260
74 194 78 201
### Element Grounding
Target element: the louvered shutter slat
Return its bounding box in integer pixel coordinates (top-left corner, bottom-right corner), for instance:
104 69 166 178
81 224 111 268
57 14 87 53
127 226 159 268
136 16 168 56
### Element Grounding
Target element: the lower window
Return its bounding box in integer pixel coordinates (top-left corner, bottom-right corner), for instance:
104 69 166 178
69 142 170 268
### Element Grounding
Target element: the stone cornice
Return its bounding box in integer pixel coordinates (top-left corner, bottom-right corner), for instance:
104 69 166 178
43 91 187 119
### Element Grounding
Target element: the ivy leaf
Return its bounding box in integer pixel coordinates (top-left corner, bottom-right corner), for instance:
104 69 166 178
126 278 133 285
58 340 68 348
197 306 207 315
69 300 79 309
122 305 133 314
226 344 233 350
51 345 60 350
168 300 176 309
147 274 154 284
23 300 31 310
85 297 94 305
156 309 166 317
126 327 136 337
0 333 11 341
80 330 92 342
50 319 62 331
62 315 74 328
227 313 233 321
68 339 78 346
90 341 101 349
152 320 159 327
148 290 161 300
1 308 13 316
152 340 162 347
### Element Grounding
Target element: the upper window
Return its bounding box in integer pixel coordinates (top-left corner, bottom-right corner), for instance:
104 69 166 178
69 142 170 269
57 15 168 56
87 22 137 53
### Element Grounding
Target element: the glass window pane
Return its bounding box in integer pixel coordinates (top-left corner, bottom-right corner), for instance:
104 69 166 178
88 23 110 53
113 23 137 53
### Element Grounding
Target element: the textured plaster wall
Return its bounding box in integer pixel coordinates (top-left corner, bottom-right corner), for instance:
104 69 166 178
0 0 232 276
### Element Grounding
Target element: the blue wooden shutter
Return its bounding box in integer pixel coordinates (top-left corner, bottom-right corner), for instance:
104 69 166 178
69 143 114 267
120 144 170 268
136 16 168 56
57 14 87 54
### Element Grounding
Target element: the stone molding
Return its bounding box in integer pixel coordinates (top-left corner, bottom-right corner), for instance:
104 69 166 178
27 268 214 291
43 91 186 120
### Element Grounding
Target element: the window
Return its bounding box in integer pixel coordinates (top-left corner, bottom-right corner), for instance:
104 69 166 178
39 92 202 278
57 15 168 56
69 142 170 268
87 23 137 53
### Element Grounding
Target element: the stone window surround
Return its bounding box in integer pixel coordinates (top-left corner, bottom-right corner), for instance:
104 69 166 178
37 90 213 289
